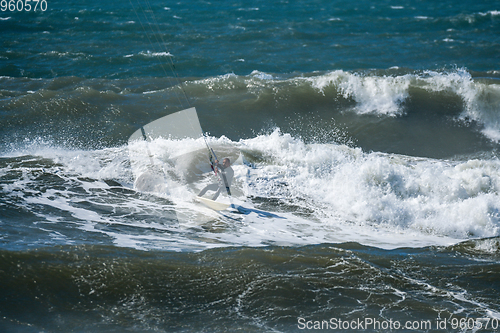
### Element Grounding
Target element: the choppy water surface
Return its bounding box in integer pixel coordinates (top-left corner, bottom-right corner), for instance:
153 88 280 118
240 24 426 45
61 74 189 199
1 0 500 331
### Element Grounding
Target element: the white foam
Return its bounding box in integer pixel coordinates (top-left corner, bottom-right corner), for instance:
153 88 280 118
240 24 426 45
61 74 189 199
306 70 411 116
4 132 499 252
237 7 259 11
473 238 500 254
250 70 274 80
419 69 500 142
303 69 500 142
479 10 500 16
138 51 173 57
238 130 500 244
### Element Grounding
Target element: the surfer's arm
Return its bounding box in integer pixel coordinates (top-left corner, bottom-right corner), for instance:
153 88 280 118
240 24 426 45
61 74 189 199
214 160 224 171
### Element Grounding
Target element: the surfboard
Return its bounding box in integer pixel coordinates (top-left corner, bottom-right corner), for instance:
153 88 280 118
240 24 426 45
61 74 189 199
195 196 231 211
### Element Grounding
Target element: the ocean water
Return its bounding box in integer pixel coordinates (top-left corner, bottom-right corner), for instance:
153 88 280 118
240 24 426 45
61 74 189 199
1 0 500 332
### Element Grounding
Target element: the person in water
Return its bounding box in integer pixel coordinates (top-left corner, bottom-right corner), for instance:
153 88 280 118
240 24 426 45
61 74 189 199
198 157 234 201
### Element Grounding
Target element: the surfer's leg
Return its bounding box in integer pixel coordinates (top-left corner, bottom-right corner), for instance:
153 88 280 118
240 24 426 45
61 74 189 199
211 187 222 201
198 183 219 197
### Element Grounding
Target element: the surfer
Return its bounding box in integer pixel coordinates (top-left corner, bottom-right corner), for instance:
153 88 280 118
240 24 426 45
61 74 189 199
198 158 234 200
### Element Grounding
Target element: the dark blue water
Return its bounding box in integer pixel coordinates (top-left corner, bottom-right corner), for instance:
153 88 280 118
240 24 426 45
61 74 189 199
2 0 500 78
1 0 500 331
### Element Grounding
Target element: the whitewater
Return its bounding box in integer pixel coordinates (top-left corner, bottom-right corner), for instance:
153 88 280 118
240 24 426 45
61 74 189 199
3 126 499 253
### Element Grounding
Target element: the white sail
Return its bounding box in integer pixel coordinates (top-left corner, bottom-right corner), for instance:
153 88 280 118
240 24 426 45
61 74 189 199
128 107 206 194
128 107 203 144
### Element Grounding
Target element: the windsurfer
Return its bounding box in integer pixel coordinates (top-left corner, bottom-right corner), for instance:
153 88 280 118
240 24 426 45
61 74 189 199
198 158 234 200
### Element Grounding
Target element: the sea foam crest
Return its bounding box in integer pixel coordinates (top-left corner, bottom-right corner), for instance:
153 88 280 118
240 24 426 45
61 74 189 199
241 129 500 241
305 69 500 142
420 69 500 142
308 70 411 116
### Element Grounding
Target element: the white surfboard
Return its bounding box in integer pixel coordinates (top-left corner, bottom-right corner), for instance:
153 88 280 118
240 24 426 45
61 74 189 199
196 196 230 211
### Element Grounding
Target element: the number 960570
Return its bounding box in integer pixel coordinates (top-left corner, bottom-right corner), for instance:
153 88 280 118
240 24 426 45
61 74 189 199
1 0 48 12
